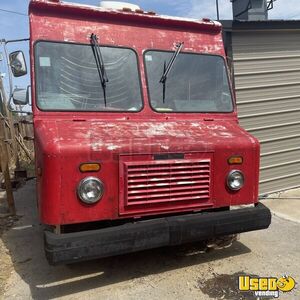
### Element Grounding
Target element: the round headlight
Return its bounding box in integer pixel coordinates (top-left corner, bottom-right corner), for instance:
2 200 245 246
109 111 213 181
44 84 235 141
227 170 244 191
77 177 104 204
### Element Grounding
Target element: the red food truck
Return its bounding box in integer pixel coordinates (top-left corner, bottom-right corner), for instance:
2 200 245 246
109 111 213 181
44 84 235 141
7 0 271 265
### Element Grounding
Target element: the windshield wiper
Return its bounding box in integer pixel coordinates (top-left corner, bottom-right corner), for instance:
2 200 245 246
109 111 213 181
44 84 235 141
90 33 109 106
159 42 184 103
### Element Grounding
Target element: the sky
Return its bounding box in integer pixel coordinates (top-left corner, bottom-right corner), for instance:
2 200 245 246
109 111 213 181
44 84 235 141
1 0 300 95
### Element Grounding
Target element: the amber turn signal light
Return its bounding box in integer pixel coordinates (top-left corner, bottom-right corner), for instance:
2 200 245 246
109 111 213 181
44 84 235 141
228 156 243 165
79 163 101 173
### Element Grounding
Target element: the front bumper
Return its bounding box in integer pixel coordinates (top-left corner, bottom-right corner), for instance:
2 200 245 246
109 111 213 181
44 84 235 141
45 203 271 265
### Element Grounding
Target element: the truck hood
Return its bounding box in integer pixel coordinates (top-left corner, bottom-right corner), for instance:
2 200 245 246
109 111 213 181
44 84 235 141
35 119 257 154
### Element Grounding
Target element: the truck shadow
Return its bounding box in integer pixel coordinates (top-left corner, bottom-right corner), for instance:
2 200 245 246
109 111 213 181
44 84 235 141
2 181 251 300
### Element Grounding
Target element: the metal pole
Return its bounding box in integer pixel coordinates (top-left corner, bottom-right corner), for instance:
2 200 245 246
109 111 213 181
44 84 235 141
216 0 220 20
1 41 13 104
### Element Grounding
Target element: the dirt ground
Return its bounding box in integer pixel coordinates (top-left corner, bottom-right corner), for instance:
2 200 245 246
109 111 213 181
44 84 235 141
0 191 19 298
0 239 13 298
0 181 299 300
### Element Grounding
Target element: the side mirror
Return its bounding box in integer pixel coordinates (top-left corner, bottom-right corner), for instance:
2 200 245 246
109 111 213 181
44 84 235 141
9 51 27 77
12 86 30 106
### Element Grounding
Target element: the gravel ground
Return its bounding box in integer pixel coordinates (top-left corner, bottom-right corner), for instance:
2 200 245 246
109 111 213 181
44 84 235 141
0 181 299 300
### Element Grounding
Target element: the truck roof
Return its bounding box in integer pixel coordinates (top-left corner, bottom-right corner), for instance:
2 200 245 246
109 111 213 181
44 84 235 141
29 0 222 33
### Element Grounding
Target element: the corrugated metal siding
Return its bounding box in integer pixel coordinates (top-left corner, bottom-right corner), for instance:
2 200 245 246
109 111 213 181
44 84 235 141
232 31 300 194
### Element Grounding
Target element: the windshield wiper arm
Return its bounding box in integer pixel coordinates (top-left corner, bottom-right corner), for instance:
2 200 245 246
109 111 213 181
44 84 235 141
159 42 184 103
90 33 109 106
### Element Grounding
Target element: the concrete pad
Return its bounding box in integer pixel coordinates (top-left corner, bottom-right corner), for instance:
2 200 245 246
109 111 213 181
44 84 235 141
262 188 300 224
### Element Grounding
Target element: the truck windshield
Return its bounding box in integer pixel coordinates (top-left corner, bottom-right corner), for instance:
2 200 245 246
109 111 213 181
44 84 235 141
144 51 233 113
35 42 143 111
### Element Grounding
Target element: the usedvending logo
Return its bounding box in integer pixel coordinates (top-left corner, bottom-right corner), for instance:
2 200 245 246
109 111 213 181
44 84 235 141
238 275 296 298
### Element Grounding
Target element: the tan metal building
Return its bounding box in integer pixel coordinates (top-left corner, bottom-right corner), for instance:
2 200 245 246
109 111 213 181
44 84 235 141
223 21 300 195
